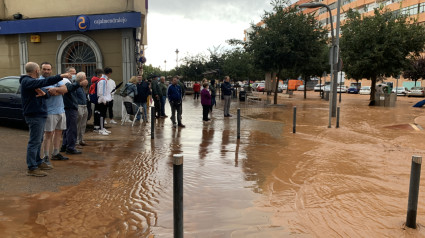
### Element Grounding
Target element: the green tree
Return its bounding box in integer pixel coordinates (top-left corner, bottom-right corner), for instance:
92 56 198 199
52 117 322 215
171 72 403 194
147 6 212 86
242 0 327 103
142 64 162 80
403 56 425 87
340 8 425 105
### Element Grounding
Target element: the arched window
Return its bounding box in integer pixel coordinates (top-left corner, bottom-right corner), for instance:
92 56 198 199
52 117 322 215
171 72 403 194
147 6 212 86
56 35 103 78
61 41 96 77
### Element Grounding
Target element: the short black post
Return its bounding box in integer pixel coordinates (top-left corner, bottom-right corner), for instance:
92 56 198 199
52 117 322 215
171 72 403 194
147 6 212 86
293 106 297 134
336 107 340 128
173 154 184 238
151 106 155 139
100 116 104 130
237 108 241 139
406 155 422 229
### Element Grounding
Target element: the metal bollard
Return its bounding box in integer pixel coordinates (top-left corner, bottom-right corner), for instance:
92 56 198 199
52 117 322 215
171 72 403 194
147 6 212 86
293 106 297 134
237 108 241 139
100 116 104 130
173 154 184 238
336 107 340 128
151 106 155 139
406 155 422 229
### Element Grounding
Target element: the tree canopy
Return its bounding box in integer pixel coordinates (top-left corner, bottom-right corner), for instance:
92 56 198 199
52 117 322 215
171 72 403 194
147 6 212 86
340 8 425 104
242 0 328 103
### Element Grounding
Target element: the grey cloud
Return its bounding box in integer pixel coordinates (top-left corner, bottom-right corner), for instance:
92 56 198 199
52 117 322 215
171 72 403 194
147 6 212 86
149 0 272 23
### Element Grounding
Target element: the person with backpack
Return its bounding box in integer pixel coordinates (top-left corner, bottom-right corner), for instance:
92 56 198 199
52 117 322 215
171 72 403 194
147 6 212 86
134 76 151 122
120 76 138 122
91 67 113 135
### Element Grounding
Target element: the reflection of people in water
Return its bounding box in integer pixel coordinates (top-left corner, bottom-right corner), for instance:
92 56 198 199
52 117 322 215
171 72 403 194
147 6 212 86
199 127 214 160
170 127 182 156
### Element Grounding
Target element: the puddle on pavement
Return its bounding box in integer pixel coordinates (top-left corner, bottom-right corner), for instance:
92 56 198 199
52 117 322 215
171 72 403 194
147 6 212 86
2 94 425 237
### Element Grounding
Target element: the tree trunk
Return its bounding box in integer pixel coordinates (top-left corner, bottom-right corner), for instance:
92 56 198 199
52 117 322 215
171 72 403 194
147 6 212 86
303 76 307 99
274 69 281 104
369 76 377 106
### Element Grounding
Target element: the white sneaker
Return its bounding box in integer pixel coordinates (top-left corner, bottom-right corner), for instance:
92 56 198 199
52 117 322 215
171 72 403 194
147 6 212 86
110 119 117 124
101 128 111 134
98 130 109 136
104 120 108 125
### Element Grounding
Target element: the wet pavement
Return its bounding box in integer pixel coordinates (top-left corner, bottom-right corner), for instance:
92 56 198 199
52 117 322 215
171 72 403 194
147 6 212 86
1 91 425 237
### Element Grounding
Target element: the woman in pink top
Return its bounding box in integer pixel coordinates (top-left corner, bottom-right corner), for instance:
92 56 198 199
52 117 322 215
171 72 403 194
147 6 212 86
201 82 211 121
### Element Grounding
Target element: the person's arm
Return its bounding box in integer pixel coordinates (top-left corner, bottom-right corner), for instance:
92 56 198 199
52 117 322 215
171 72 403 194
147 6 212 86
21 74 68 89
64 81 80 93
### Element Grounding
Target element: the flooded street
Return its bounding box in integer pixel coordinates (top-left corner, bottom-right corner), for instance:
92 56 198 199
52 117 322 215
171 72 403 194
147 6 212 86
2 92 425 237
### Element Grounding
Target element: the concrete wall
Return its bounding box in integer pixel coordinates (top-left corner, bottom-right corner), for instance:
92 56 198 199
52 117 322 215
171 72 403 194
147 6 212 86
0 35 20 77
27 30 124 82
2 0 146 20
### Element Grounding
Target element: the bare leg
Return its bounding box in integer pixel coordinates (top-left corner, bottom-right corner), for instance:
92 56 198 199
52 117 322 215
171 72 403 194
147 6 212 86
52 130 63 155
42 131 54 157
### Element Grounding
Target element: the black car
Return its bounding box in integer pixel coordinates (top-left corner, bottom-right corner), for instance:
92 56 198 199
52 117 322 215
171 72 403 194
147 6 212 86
0 76 24 122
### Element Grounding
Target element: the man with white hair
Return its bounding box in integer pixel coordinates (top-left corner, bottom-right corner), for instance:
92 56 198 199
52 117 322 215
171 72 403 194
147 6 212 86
20 62 71 177
75 72 89 147
60 68 88 155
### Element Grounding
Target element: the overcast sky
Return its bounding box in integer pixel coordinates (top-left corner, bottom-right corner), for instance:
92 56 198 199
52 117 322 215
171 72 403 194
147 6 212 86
145 0 273 71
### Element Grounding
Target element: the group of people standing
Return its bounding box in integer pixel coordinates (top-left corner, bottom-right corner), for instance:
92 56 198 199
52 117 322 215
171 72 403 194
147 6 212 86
21 62 234 177
20 62 92 177
196 75 233 121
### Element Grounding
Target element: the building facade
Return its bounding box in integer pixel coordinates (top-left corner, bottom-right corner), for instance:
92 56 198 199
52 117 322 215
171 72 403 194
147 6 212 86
0 0 147 83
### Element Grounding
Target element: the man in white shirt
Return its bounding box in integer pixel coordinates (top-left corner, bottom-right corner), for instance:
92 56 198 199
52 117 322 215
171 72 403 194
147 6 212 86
94 67 113 135
106 77 117 124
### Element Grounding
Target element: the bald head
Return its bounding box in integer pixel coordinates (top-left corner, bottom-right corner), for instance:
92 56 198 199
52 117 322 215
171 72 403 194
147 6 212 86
25 62 39 74
25 62 40 78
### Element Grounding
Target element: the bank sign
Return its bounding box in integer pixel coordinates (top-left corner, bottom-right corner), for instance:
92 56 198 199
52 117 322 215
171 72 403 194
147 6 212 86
0 12 141 35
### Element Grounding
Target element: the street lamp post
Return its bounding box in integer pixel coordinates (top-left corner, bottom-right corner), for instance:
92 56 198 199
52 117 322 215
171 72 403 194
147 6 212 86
300 0 341 128
164 60 167 77
175 49 180 68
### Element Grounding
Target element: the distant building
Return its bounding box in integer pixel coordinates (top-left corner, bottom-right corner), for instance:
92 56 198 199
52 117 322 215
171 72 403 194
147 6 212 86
0 0 148 83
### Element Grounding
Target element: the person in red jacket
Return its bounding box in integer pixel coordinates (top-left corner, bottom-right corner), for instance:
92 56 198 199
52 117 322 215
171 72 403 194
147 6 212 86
193 81 201 100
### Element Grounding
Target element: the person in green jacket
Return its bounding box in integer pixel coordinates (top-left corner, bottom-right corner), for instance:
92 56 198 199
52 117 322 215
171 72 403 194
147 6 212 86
151 76 162 118
159 76 168 117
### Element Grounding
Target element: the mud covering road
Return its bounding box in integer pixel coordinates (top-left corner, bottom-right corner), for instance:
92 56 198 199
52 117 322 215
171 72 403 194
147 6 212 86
1 91 425 237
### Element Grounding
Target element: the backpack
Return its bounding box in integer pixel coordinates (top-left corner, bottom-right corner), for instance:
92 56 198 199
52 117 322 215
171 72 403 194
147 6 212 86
89 78 105 104
120 84 130 97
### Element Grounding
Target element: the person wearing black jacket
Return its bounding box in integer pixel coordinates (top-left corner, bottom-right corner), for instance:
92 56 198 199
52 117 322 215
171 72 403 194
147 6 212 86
60 69 88 155
20 62 71 177
221 76 233 117
134 76 151 122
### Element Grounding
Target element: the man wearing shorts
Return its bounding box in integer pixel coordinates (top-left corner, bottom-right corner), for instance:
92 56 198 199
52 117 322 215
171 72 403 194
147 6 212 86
39 62 69 166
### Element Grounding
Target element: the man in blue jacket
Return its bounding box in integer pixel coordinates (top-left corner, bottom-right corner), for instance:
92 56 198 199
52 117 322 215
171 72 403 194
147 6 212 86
167 76 185 128
221 76 233 117
20 62 71 177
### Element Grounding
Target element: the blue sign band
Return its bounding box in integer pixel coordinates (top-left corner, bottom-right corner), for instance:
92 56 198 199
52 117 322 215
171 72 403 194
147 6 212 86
0 12 141 35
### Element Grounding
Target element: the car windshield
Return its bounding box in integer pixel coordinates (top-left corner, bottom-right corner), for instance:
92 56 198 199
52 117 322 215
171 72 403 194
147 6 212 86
411 87 422 90
361 87 370 90
258 83 264 86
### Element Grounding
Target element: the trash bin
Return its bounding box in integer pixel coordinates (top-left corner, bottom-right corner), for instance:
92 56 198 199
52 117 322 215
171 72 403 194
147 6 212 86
325 91 330 101
239 91 246 101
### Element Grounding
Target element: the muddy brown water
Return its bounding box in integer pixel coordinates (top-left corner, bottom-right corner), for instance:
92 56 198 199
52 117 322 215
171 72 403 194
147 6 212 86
1 92 425 237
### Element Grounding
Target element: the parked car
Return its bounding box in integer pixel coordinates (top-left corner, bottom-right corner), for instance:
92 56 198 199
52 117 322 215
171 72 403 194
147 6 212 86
278 83 287 92
314 84 325 92
407 87 425 97
359 86 371 95
336 85 348 93
297 85 305 91
256 83 265 92
347 86 359 94
392 87 408 96
0 76 24 122
323 85 331 92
